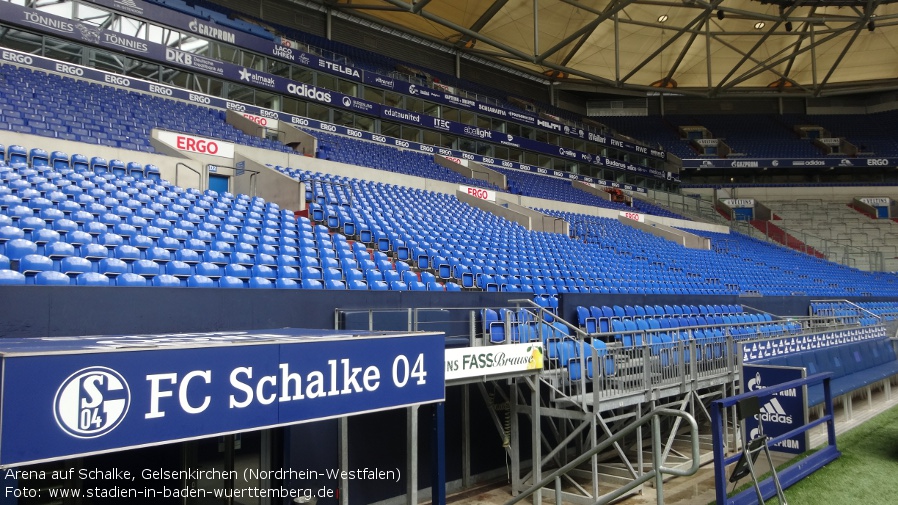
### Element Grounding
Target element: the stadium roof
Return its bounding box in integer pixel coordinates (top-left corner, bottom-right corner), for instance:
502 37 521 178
315 0 898 98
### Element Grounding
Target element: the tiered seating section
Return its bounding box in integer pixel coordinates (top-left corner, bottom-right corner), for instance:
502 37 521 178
0 146 399 289
544 210 898 297
783 112 898 157
574 303 798 340
0 67 286 153
313 132 499 190
4 137 898 297
594 116 696 161
765 199 898 272
1 63 662 216
487 303 800 390
811 301 898 326
137 0 590 135
599 113 898 162
680 115 820 159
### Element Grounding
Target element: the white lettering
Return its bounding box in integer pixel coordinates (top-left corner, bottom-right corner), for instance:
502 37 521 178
55 63 83 76
178 370 211 414
2 51 33 64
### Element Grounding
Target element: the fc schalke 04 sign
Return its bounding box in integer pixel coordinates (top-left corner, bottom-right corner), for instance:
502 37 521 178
0 329 445 467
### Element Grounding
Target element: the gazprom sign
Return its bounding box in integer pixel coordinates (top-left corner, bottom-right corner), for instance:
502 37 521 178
741 364 807 454
0 329 445 467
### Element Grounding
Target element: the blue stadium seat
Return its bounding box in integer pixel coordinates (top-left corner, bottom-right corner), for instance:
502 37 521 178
75 272 111 286
35 270 71 286
0 269 27 285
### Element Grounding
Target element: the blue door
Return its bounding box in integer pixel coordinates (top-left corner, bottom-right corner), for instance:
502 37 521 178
209 174 229 193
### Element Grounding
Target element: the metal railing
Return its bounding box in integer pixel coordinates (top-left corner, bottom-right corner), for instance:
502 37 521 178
175 162 202 191
336 303 874 407
504 407 700 505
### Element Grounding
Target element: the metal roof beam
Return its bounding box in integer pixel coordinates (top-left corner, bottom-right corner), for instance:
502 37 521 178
535 0 638 64
379 0 621 86
716 26 853 92
455 0 508 47
621 0 724 84
661 14 709 86
711 35 814 94
411 0 434 14
781 7 818 82
712 5 801 95
814 0 885 95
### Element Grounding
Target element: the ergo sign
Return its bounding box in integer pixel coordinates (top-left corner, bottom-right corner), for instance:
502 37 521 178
459 185 496 202
619 211 645 223
241 112 279 130
156 131 235 158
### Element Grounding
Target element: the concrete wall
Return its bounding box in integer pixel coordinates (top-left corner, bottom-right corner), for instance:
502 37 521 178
621 216 711 249
434 156 506 188
233 150 305 212
457 191 534 230
646 216 730 234
225 110 269 139
572 181 612 200
224 111 317 155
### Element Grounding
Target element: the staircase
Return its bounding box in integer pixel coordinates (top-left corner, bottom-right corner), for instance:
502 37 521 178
750 219 825 258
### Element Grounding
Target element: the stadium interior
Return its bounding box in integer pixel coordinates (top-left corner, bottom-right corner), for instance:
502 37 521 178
2 1 898 504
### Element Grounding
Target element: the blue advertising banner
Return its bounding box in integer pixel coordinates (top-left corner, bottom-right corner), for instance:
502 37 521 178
0 46 652 194
740 326 885 363
0 329 445 466
683 157 898 169
83 0 666 161
741 365 807 454
0 0 677 180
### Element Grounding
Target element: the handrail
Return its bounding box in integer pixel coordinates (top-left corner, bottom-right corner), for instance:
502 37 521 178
507 298 592 345
810 298 884 324
175 162 202 191
503 407 700 505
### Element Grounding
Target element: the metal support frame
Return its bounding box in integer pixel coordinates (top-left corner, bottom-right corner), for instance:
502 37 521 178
338 418 349 505
406 405 418 505
327 0 898 97
505 407 700 505
333 302 884 505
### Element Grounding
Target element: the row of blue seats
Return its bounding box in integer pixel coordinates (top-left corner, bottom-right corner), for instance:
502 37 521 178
576 304 745 333
810 302 887 326
812 301 898 323
2 145 161 180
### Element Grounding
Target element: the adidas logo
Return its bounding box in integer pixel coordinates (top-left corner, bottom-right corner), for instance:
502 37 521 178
756 397 793 424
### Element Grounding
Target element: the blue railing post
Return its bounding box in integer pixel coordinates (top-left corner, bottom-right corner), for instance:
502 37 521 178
431 402 446 505
711 401 728 505
710 372 840 505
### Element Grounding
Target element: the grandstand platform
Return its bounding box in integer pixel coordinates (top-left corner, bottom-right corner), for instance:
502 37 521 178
4 1 898 504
